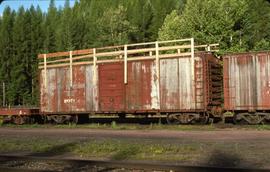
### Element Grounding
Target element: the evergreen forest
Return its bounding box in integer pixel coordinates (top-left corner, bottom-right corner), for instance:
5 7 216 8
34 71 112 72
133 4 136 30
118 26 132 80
0 0 269 106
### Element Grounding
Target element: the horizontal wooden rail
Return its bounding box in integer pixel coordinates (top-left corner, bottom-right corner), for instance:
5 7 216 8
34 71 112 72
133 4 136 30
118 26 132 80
38 49 93 59
38 39 219 69
38 52 192 69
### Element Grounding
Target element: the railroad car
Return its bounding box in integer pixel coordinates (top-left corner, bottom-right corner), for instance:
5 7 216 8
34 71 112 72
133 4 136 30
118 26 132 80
223 51 270 124
0 107 39 124
37 38 222 124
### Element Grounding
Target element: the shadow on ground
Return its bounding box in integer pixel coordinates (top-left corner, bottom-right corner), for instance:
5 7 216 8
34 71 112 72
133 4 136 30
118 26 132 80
0 141 265 172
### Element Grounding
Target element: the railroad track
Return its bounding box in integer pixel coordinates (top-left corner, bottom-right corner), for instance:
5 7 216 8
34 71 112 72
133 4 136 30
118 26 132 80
0 155 268 172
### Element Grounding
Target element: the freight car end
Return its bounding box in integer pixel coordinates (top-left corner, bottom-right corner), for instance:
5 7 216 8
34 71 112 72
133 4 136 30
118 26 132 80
223 51 270 124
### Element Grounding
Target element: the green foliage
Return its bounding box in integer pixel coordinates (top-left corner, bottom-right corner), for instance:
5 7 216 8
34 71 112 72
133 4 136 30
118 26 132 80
111 121 117 129
96 5 138 46
0 0 183 105
243 0 270 50
159 0 250 52
158 10 182 40
0 0 270 105
253 39 270 51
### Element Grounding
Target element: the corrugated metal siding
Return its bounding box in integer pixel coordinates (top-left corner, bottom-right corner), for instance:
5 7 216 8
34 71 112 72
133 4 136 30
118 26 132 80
160 57 197 110
224 52 270 110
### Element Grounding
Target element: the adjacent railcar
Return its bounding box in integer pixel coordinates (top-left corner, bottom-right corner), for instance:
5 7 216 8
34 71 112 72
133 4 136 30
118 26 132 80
38 38 221 124
0 107 39 124
223 51 270 124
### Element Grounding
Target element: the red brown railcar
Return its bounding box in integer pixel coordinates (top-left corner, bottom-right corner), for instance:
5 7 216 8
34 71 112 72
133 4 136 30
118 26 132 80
223 51 270 124
38 38 222 124
0 107 39 124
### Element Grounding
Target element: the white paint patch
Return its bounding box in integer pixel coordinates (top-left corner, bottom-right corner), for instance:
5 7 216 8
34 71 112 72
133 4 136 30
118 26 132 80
64 98 75 104
151 62 160 109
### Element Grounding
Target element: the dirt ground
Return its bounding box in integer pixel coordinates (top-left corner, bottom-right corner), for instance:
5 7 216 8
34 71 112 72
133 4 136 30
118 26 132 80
0 127 270 169
0 127 270 141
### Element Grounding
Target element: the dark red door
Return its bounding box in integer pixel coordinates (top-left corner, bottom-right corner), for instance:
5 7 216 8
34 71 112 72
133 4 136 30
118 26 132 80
99 62 125 111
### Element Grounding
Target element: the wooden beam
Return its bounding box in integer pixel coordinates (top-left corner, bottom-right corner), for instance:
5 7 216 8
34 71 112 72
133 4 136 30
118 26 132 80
93 48 97 83
44 54 47 88
38 48 93 59
69 51 73 88
40 54 93 65
155 41 160 109
38 52 192 69
124 45 128 84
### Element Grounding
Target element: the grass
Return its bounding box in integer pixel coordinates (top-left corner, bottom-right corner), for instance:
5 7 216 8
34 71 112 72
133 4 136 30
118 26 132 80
0 137 202 162
249 124 270 130
3 122 270 131
0 117 3 126
1 137 270 165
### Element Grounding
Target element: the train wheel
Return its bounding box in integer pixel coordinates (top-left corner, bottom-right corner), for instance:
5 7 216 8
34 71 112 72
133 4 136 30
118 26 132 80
198 113 209 124
12 116 25 125
70 115 78 124
233 113 263 125
49 115 69 124
166 113 198 124
166 114 180 125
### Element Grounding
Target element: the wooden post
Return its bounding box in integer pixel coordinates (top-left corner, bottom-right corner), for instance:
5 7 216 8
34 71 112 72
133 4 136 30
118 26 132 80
207 45 211 52
190 38 195 107
43 54 47 88
2 82 5 107
155 41 160 108
124 45 128 84
191 38 195 81
93 48 97 82
69 51 73 88
155 41 159 80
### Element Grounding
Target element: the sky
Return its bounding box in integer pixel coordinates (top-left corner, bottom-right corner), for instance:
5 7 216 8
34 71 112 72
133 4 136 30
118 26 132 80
0 0 76 15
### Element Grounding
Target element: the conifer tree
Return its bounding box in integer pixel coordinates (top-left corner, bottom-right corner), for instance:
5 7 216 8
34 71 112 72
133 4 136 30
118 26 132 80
56 0 73 51
43 0 59 52
29 5 44 105
0 7 15 105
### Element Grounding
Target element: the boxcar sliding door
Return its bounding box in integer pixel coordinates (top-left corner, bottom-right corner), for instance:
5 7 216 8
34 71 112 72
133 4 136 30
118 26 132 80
98 62 125 112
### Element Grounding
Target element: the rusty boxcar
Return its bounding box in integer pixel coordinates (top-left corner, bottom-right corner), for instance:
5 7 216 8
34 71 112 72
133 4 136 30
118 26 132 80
38 38 222 124
223 51 270 124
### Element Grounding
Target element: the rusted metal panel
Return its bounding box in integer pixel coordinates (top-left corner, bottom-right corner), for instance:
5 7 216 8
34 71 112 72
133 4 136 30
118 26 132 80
224 52 270 111
40 64 98 113
159 53 222 112
70 66 86 111
57 67 70 113
99 63 125 112
85 65 99 111
0 108 39 116
40 68 58 113
160 57 196 110
40 52 221 114
125 60 159 110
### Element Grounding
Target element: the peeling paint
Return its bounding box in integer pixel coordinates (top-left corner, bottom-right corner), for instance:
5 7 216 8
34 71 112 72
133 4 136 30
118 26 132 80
224 52 270 110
